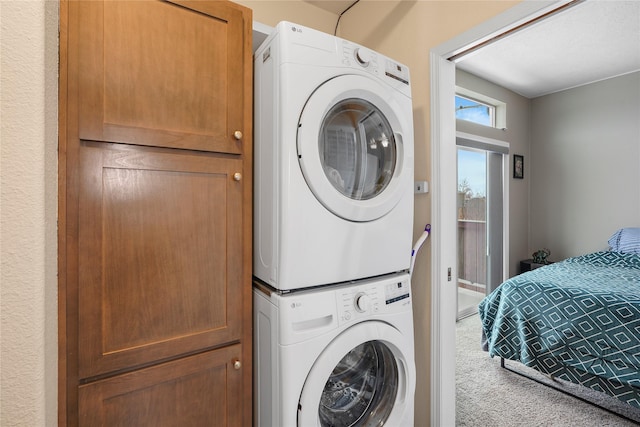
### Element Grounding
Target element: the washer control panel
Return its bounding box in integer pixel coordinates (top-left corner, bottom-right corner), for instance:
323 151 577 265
384 279 411 305
354 292 371 312
336 274 411 325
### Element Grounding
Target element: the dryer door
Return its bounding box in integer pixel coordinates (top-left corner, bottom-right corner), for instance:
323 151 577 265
297 321 415 427
297 75 412 222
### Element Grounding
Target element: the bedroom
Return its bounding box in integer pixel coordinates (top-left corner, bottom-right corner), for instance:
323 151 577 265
450 1 640 424
451 6 640 271
457 71 640 421
453 65 640 424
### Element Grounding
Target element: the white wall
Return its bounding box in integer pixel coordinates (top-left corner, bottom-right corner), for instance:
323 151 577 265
0 1 59 425
456 69 531 277
530 71 640 259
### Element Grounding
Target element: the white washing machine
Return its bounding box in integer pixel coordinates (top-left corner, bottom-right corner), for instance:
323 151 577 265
253 272 416 427
254 22 415 291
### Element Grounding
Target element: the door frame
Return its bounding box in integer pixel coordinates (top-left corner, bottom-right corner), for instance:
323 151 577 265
429 1 575 424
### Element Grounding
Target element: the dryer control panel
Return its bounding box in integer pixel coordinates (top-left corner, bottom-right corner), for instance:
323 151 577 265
340 40 410 87
341 41 379 74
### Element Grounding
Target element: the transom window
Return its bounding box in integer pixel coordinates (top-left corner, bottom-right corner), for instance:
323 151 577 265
455 95 495 127
455 87 506 130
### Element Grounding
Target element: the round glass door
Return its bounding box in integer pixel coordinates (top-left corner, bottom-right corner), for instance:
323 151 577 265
319 341 398 427
297 75 412 222
319 99 396 201
297 321 415 427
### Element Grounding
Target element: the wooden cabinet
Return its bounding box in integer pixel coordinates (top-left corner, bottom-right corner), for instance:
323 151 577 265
77 0 246 154
79 345 243 426
59 1 252 425
77 143 244 379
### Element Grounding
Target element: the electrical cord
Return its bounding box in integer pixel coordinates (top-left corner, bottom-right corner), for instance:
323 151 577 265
334 0 361 35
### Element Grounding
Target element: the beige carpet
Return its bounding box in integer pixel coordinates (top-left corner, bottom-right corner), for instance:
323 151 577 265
455 314 640 426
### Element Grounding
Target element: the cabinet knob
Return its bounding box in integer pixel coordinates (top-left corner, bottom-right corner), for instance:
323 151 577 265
233 172 242 182
233 360 242 370
233 130 243 140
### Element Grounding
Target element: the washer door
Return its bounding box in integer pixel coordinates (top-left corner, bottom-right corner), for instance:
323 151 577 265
297 75 411 222
297 321 414 427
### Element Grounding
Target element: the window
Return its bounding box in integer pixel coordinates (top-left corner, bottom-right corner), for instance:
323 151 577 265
455 95 494 127
455 88 506 129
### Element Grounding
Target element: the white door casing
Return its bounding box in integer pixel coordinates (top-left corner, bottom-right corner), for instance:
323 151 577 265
429 1 574 425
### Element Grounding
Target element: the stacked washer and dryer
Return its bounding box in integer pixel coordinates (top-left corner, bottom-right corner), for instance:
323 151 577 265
253 22 416 427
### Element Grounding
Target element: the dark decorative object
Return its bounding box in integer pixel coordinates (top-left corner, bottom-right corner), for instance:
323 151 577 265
532 248 551 265
513 154 524 179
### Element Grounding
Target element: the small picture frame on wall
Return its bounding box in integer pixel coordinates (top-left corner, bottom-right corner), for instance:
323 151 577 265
513 154 524 179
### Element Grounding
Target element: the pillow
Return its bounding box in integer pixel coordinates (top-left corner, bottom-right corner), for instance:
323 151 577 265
608 228 640 254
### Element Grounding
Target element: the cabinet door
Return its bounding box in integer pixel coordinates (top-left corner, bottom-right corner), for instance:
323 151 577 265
77 142 243 379
77 0 246 154
79 345 243 426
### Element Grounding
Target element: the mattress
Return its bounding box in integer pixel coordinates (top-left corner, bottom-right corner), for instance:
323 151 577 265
479 251 640 408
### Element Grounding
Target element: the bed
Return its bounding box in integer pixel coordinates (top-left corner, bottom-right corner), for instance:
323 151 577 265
479 231 640 411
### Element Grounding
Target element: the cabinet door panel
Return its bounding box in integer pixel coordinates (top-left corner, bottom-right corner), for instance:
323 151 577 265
79 345 242 426
78 0 245 154
78 142 243 378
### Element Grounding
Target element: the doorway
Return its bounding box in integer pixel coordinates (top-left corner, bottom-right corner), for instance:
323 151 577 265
456 143 505 320
430 2 575 424
457 147 487 319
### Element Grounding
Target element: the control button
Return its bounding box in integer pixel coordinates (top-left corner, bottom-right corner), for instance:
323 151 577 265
354 48 371 67
354 293 370 313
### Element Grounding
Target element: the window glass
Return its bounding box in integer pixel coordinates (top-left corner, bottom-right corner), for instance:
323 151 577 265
455 95 494 127
319 99 396 200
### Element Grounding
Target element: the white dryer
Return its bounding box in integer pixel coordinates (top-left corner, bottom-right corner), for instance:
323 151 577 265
254 272 416 426
254 22 414 291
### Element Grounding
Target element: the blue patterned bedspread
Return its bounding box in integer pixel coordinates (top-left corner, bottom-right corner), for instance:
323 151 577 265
479 251 640 408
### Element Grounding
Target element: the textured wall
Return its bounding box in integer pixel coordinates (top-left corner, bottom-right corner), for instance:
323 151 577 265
1 1 59 425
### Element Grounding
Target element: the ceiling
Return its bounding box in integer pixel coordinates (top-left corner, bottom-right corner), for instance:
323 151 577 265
456 0 640 98
306 0 640 99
